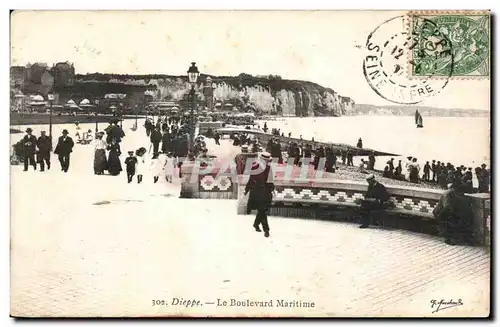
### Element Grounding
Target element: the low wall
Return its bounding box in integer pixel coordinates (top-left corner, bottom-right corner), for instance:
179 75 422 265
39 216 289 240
178 160 490 246
236 178 491 246
179 161 238 199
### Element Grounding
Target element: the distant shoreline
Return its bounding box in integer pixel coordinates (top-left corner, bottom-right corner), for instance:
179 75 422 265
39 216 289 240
10 113 144 126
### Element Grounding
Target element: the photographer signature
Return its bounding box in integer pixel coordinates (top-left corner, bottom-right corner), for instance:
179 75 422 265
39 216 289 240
430 299 464 313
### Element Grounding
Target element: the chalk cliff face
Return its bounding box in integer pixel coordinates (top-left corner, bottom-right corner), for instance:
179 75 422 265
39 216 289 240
71 73 355 117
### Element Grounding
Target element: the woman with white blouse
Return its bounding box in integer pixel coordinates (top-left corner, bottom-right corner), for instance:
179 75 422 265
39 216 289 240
93 132 108 175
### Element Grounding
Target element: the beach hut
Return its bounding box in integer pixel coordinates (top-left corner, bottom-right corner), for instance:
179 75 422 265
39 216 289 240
32 95 45 102
28 95 47 112
144 90 156 97
65 99 81 111
79 98 95 111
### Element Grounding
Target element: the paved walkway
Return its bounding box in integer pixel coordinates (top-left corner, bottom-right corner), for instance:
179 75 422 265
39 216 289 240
10 119 490 317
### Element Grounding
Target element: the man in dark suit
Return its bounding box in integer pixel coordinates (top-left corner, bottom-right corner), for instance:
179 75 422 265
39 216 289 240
36 130 52 171
150 126 162 157
22 128 38 171
245 152 275 238
161 130 170 153
359 174 391 228
54 129 74 172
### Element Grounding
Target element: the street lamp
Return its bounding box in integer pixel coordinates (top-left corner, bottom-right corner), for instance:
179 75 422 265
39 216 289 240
116 103 123 129
94 99 100 133
187 62 200 152
144 90 154 124
47 93 54 150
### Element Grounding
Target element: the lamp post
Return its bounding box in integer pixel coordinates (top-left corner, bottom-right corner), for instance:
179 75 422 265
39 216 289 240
143 90 153 126
187 62 200 152
94 99 100 133
47 93 54 150
135 104 138 128
119 103 124 129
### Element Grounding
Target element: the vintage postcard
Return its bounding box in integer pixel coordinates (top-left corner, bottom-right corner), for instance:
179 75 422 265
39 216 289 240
9 10 490 318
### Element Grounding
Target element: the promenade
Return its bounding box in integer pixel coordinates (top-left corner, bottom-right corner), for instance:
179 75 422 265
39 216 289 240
10 120 490 317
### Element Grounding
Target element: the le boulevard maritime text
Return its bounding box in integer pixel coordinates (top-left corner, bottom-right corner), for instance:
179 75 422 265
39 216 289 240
152 298 316 308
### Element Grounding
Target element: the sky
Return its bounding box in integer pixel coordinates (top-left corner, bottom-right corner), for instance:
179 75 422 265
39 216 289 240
10 10 490 110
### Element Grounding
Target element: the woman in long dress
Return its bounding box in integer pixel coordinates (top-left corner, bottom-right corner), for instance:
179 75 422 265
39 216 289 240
93 132 108 175
107 139 122 176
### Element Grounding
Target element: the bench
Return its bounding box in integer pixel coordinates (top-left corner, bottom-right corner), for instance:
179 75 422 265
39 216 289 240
236 180 441 236
268 197 439 235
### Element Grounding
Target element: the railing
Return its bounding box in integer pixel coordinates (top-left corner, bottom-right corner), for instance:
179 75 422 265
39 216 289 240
236 179 441 217
179 161 238 199
236 178 491 246
179 160 490 246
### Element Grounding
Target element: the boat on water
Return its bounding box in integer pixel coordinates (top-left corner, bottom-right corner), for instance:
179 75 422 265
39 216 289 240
415 110 424 128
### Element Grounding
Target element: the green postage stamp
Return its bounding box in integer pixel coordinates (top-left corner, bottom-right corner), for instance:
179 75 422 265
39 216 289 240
408 11 490 78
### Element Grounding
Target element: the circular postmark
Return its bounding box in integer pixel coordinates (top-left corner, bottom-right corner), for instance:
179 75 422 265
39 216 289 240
412 15 489 76
363 15 453 105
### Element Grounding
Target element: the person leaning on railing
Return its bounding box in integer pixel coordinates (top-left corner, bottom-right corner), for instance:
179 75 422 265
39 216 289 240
359 174 391 229
433 181 475 246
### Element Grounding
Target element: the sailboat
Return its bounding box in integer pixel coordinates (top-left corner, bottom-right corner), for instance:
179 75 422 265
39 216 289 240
415 109 424 128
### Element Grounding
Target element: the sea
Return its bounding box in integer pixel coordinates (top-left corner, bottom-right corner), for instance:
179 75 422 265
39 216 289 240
259 116 491 171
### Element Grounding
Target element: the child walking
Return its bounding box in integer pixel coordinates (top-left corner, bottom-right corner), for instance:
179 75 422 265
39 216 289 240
124 151 137 183
135 147 147 184
165 152 176 183
150 151 166 183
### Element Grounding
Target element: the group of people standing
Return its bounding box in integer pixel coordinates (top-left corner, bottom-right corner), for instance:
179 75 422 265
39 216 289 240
284 140 355 171
91 116 184 184
145 116 198 159
16 127 75 173
92 120 126 176
380 156 490 193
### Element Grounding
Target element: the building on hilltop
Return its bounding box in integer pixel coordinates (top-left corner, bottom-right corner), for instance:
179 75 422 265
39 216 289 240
25 62 49 84
19 63 54 95
51 61 75 87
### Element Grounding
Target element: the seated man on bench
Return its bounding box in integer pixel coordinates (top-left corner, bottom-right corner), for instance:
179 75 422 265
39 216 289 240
359 174 391 229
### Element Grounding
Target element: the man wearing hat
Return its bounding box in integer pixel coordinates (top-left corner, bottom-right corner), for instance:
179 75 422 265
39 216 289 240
53 129 74 172
478 163 490 193
359 174 390 229
244 152 275 238
149 125 162 157
404 156 413 181
433 181 475 245
36 130 52 171
22 128 38 171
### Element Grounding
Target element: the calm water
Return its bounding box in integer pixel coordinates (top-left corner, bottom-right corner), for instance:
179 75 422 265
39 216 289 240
260 116 490 171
